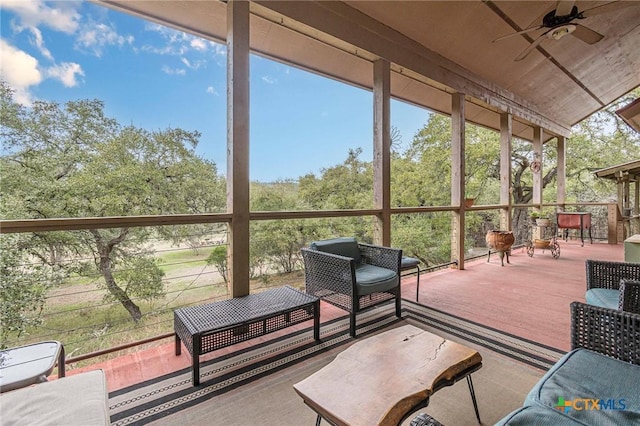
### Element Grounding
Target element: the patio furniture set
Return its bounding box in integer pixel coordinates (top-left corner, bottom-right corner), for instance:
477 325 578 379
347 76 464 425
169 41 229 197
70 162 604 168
2 238 639 425
492 259 640 424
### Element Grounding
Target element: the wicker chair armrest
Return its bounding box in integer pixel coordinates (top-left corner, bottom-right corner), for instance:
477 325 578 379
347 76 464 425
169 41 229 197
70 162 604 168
301 248 356 296
358 243 402 273
585 259 640 290
571 301 640 365
620 280 640 314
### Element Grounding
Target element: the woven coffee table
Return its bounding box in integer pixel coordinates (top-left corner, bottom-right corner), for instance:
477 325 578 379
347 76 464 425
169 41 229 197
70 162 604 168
175 285 320 386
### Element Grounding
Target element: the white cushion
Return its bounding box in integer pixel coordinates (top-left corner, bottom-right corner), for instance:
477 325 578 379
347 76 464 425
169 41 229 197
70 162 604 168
0 370 109 426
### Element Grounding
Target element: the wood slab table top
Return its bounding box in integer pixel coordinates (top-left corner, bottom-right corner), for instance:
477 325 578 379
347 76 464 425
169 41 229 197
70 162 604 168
293 325 482 426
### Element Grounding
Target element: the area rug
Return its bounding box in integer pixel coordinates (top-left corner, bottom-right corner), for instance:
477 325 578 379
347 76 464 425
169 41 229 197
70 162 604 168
109 301 566 425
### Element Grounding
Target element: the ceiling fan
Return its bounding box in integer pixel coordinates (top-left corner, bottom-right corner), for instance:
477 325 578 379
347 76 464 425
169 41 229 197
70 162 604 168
493 0 638 61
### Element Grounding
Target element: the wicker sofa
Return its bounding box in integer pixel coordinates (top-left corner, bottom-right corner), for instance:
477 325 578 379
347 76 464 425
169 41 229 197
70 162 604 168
585 259 640 312
496 302 640 425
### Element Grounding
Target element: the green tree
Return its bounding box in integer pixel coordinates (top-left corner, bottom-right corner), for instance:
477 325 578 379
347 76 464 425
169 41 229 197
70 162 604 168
0 81 225 323
250 180 318 274
299 148 373 210
566 88 640 201
206 245 229 283
0 234 60 347
298 148 374 242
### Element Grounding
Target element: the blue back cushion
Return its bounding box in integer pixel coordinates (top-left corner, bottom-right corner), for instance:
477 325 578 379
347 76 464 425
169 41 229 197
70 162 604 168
310 237 361 263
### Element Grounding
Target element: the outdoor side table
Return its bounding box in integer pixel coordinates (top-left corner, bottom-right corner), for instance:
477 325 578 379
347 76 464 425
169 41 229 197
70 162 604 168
0 341 65 393
556 212 593 246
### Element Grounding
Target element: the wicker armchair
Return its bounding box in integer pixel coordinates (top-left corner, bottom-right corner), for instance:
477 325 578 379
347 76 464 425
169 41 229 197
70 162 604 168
571 301 640 365
301 237 402 337
585 259 640 313
619 280 640 313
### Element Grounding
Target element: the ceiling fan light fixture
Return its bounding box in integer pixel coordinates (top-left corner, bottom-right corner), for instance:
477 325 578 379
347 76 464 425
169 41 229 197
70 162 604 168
548 24 576 40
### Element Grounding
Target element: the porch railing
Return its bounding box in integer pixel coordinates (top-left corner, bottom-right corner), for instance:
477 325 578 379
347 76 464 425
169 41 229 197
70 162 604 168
0 202 617 368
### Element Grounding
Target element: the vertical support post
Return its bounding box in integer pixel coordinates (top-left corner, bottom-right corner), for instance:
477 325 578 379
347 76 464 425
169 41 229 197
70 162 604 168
556 136 566 212
499 113 512 231
373 59 391 247
608 203 619 244
532 127 543 241
624 174 631 211
623 172 631 238
451 93 466 269
532 127 544 209
226 0 250 297
634 179 640 235
617 172 624 215
635 179 640 214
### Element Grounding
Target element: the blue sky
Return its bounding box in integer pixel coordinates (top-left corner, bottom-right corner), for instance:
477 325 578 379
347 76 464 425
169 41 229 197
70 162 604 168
0 1 430 182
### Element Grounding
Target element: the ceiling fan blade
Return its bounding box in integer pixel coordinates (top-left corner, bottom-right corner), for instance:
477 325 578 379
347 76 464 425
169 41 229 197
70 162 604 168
514 32 548 61
572 24 604 44
580 0 640 18
555 0 576 17
493 25 544 43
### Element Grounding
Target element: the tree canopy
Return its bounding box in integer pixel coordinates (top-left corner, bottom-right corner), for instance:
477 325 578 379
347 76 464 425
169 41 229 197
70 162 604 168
0 81 226 324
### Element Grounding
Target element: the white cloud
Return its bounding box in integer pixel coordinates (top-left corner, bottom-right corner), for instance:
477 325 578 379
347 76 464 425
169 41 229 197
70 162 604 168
262 75 277 84
29 27 53 61
212 43 226 56
4 1 80 63
75 20 134 57
180 57 205 70
206 86 219 96
190 39 207 51
0 39 42 105
162 66 186 76
46 62 84 87
143 22 226 70
2 0 80 34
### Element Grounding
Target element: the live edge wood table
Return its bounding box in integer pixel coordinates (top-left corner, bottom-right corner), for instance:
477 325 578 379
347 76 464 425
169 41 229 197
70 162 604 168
293 325 482 426
174 285 320 386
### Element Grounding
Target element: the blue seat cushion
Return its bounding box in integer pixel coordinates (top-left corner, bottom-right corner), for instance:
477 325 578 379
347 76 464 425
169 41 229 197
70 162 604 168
495 405 586 425
585 288 618 309
525 348 640 424
354 264 398 296
311 237 361 263
401 257 420 270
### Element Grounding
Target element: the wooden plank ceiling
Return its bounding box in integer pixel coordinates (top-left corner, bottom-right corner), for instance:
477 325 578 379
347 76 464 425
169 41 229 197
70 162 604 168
95 0 640 141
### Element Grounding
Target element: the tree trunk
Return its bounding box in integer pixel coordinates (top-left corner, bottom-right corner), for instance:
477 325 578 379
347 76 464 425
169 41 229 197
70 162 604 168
92 229 142 323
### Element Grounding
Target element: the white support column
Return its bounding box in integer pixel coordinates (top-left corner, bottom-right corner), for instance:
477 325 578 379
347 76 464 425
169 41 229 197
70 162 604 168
500 113 512 231
532 127 544 241
532 127 544 209
226 0 250 297
373 59 391 247
556 136 566 211
451 93 465 269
